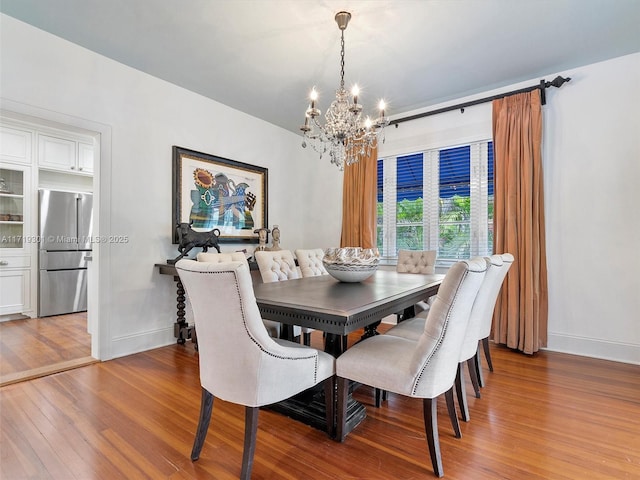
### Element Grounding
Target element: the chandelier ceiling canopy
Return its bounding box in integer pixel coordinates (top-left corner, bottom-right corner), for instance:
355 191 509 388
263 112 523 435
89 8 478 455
300 11 389 171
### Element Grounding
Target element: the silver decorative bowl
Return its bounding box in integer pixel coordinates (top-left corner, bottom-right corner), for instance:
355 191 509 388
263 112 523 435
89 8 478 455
322 247 380 283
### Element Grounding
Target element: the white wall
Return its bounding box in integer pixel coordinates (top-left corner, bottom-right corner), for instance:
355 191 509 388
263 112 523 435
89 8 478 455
0 14 323 359
376 53 640 364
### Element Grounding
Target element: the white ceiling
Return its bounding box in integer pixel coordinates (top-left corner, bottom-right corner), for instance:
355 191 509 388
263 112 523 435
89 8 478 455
2 0 639 133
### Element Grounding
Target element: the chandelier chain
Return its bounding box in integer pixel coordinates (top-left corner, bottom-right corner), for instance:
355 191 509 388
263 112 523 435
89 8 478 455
340 30 345 90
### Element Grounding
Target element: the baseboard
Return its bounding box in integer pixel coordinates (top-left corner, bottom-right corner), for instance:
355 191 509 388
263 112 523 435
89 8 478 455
546 332 639 365
109 326 186 359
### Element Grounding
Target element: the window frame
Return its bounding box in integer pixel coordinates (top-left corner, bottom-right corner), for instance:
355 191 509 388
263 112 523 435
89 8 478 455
377 139 493 267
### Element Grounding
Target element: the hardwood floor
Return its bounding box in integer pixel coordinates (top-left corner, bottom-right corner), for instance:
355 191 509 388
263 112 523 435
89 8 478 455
1 330 638 479
0 313 95 386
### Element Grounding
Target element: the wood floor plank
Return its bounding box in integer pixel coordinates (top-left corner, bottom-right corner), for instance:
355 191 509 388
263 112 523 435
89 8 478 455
1 333 639 479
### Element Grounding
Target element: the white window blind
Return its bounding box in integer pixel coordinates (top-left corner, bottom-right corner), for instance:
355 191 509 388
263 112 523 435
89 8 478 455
377 140 494 265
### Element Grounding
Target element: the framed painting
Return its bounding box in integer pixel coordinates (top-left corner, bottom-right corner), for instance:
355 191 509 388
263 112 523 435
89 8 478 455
172 146 268 243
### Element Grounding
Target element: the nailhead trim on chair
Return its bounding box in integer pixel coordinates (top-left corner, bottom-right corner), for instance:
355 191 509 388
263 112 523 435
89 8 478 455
411 269 469 396
181 266 320 384
231 270 320 384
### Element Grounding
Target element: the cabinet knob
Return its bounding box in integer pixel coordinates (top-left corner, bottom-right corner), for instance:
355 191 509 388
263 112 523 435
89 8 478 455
0 260 9 266
78 167 83 171
70 166 75 170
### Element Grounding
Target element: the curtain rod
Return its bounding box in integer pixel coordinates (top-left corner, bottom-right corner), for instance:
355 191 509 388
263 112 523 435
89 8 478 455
390 75 571 127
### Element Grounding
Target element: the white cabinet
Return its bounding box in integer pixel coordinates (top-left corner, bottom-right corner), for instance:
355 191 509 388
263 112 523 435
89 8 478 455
38 134 94 175
0 257 31 316
0 164 31 251
0 162 34 317
0 126 32 165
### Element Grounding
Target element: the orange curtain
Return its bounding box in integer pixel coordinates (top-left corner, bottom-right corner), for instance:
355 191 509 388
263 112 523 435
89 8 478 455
492 91 548 354
340 146 377 249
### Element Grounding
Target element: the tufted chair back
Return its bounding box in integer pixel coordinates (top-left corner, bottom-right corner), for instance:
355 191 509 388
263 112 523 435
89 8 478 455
255 250 300 283
197 251 248 264
396 249 437 274
295 248 328 277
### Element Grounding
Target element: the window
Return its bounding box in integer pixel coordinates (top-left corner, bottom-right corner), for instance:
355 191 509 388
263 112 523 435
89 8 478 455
377 140 494 265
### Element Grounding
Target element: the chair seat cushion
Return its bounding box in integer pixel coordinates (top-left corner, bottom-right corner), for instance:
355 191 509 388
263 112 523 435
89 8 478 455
385 316 426 341
337 335 423 397
272 338 335 383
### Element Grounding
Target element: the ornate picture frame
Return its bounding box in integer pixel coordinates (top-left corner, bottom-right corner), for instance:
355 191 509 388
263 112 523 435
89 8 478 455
172 146 268 243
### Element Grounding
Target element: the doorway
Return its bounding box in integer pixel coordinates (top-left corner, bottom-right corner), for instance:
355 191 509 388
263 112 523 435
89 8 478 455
0 103 108 381
0 312 97 386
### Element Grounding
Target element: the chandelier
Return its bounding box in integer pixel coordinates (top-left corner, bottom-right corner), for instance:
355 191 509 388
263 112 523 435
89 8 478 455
300 11 389 171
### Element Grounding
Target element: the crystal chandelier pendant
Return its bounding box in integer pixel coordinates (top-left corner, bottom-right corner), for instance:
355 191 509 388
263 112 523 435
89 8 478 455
300 11 389 171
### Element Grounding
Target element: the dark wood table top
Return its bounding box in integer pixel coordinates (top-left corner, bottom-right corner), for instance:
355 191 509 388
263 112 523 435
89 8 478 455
253 270 444 336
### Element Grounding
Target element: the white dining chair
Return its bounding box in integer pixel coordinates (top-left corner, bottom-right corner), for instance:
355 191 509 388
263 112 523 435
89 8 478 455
197 251 281 338
335 258 486 477
254 250 315 345
385 254 513 422
396 249 437 320
295 248 328 277
175 259 335 480
475 253 514 384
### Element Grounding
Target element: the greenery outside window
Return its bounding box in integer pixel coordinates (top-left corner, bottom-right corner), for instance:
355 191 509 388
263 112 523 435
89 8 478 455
377 141 494 265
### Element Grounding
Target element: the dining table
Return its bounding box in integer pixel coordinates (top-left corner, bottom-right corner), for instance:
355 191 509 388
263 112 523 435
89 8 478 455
252 268 444 437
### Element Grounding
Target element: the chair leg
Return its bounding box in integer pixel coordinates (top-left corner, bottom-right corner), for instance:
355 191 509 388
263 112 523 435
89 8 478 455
191 388 214 461
336 376 349 442
423 397 444 477
342 335 348 351
455 363 470 422
466 357 481 398
444 387 461 438
475 346 485 388
482 336 494 372
240 407 259 480
324 376 336 438
374 388 382 408
303 332 311 346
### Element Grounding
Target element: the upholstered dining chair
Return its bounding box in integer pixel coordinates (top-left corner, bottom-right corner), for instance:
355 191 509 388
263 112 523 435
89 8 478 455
295 248 328 277
475 253 514 385
396 249 437 320
254 250 315 345
175 259 335 480
197 251 280 338
385 254 512 422
335 258 486 477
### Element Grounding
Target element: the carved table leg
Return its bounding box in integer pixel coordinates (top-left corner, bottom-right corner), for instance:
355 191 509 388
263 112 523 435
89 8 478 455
173 276 191 345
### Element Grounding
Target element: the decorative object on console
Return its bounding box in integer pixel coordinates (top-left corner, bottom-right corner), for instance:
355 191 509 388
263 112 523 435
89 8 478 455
299 11 389 171
322 247 380 282
169 222 221 264
253 227 270 253
268 224 282 251
172 146 268 243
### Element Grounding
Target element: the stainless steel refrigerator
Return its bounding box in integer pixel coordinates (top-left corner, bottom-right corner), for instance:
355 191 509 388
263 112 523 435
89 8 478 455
38 189 93 317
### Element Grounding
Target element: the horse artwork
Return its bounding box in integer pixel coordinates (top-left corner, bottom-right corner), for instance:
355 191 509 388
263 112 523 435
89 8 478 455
169 222 221 264
189 169 256 230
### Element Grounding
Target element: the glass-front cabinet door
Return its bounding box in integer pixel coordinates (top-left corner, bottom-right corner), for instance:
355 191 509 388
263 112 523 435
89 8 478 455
0 164 31 250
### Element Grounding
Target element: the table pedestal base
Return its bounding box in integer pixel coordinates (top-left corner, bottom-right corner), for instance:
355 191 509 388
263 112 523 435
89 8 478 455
267 382 366 438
